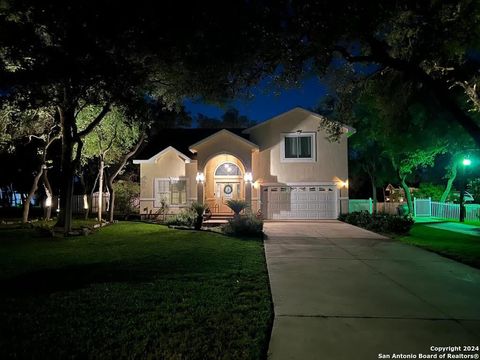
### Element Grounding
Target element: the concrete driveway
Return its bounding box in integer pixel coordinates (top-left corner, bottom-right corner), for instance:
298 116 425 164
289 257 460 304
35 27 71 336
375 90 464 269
264 221 480 360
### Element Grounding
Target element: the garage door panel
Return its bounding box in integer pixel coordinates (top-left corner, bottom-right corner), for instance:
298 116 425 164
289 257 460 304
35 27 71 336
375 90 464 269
262 185 338 220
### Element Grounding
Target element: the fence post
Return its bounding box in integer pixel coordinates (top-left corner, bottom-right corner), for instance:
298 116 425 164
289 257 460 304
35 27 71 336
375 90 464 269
413 197 417 217
428 197 432 217
368 198 373 214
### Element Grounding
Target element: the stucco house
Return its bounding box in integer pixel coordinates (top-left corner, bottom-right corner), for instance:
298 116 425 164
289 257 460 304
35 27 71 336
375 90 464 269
133 107 354 220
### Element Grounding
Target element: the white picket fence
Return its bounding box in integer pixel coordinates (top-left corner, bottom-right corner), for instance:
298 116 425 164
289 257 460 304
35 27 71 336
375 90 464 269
414 197 480 221
349 197 480 221
349 198 373 213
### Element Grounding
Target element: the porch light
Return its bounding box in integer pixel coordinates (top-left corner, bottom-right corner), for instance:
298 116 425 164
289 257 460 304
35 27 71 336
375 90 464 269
337 180 349 189
244 172 253 183
196 172 205 183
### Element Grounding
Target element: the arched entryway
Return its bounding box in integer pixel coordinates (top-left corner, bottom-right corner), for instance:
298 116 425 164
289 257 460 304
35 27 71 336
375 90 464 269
203 154 246 214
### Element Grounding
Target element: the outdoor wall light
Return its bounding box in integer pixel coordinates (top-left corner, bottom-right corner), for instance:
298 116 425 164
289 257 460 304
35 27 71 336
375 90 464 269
196 172 205 183
244 172 253 183
337 180 349 189
463 158 472 166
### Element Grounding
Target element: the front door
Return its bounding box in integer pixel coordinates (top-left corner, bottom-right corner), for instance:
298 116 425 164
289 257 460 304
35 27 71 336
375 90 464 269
215 182 241 213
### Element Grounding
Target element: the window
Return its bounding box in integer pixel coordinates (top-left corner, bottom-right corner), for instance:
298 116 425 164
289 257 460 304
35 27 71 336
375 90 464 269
215 162 241 176
281 133 315 162
154 178 187 207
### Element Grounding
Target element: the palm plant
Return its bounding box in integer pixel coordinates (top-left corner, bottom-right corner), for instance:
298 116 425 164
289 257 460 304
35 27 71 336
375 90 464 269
191 202 208 230
226 199 249 218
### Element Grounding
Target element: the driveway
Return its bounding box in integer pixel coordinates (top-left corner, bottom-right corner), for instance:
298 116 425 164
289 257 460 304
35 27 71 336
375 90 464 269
264 221 480 360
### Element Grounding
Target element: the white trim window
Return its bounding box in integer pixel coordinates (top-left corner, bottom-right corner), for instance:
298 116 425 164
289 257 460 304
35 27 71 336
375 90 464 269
154 177 187 207
281 132 316 162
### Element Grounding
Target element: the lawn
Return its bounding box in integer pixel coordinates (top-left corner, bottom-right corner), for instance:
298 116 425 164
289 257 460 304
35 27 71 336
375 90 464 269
398 223 480 268
0 222 273 359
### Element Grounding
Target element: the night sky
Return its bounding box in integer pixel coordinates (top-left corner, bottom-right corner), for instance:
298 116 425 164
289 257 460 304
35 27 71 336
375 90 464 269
184 75 328 124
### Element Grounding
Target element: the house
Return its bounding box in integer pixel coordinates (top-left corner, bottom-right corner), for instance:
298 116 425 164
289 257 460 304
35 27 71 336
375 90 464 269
133 107 354 220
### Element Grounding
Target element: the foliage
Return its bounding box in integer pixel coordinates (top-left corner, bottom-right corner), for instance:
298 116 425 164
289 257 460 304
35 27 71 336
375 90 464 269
339 211 414 235
413 183 445 201
226 199 249 216
164 208 196 228
223 214 263 238
196 108 256 128
0 222 272 359
78 106 140 165
467 178 480 204
190 201 208 230
112 180 139 217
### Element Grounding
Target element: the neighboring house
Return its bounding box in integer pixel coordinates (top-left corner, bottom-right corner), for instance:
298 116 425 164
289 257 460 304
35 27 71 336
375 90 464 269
133 107 354 220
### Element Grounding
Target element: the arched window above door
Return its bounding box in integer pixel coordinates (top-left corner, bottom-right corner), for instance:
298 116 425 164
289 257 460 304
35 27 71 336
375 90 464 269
215 162 241 176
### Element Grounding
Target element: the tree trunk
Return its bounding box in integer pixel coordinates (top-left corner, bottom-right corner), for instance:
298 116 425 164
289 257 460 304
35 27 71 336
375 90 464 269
399 175 413 215
22 165 45 223
368 172 377 214
105 133 146 222
441 162 458 203
55 105 76 233
97 158 105 222
106 177 115 222
43 168 53 220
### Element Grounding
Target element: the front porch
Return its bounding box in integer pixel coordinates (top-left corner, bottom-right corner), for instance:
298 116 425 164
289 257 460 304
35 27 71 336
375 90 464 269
188 129 259 215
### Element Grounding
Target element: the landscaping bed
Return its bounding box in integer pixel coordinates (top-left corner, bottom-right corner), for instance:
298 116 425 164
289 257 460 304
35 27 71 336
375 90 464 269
0 222 273 359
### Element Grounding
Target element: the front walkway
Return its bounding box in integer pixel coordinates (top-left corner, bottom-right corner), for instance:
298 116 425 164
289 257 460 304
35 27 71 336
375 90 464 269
264 221 480 360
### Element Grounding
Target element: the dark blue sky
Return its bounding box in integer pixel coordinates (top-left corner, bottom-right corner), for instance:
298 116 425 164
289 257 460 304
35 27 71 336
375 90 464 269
184 76 328 123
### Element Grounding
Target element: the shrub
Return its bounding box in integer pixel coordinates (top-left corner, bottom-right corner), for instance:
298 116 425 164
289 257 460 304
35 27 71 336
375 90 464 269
225 199 249 217
190 202 208 230
165 209 196 227
113 180 140 217
339 211 414 235
223 214 263 238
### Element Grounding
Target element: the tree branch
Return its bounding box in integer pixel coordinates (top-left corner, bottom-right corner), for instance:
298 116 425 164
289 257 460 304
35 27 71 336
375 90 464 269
77 103 111 138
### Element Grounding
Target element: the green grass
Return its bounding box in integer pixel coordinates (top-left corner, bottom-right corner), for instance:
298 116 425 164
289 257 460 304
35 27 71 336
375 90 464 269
398 224 480 268
0 222 273 359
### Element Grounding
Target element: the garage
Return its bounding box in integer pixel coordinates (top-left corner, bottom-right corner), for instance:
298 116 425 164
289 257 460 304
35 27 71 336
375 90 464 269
261 185 339 220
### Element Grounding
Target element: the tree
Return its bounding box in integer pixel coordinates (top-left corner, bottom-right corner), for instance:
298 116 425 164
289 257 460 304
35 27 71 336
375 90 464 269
0 0 283 233
196 108 256 128
79 106 141 221
0 105 59 222
347 71 448 214
239 1 480 147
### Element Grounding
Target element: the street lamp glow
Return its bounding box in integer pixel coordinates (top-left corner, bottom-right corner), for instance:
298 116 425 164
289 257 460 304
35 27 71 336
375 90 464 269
463 159 472 166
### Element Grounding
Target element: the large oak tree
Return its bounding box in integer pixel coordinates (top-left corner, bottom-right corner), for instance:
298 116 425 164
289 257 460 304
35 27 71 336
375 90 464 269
0 0 283 232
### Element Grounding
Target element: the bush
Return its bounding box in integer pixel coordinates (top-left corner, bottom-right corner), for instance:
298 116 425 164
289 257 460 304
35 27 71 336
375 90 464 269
190 202 208 230
113 180 140 217
225 199 249 216
339 211 414 235
223 214 263 238
165 209 196 227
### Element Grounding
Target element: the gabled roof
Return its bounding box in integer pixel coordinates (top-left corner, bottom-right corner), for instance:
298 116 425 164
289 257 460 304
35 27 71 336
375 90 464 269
189 129 259 153
133 146 191 164
242 107 356 136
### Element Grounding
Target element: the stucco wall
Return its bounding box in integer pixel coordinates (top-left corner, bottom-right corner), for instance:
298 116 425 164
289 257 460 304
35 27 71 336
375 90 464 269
248 112 349 185
194 131 254 173
139 150 190 215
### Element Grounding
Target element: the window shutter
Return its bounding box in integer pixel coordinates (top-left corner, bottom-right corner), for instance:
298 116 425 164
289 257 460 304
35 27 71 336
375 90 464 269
154 179 170 207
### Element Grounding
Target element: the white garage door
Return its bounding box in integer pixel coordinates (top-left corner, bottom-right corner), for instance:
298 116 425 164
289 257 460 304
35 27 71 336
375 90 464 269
261 185 338 220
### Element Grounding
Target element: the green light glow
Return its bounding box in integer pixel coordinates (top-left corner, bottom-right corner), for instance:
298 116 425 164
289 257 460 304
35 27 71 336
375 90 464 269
463 159 472 166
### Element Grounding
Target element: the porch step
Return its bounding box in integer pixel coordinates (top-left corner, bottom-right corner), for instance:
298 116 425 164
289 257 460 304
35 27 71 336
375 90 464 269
203 213 233 227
